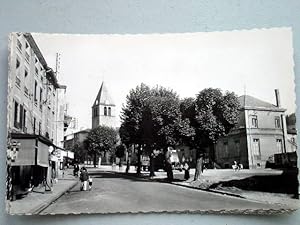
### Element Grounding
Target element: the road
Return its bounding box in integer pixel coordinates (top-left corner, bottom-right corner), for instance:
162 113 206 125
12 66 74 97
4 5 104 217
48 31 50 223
40 171 280 214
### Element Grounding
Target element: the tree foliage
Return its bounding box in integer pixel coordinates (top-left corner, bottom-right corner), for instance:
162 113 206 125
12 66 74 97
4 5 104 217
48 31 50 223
194 88 240 146
86 125 118 165
120 84 195 151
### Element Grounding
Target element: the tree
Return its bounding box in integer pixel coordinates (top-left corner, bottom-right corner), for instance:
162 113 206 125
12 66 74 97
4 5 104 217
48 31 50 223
192 88 240 180
120 84 194 180
115 144 126 168
85 125 118 167
73 140 89 163
120 83 151 175
147 86 194 179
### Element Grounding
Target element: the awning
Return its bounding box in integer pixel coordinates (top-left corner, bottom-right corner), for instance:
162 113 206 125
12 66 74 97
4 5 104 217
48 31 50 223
10 133 51 167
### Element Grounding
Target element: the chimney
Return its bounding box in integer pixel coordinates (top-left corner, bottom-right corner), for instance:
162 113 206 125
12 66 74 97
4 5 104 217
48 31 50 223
275 89 281 107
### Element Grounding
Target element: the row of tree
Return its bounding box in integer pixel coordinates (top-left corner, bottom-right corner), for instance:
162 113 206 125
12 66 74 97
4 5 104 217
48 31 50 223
119 83 240 180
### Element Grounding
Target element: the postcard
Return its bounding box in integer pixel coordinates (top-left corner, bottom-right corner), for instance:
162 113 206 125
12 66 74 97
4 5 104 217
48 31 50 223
6 28 299 215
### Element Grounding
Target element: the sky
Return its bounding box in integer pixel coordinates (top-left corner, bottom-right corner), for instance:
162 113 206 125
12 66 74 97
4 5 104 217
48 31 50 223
32 27 296 131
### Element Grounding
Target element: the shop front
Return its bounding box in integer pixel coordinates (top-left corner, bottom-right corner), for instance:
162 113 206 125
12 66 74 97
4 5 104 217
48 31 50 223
7 133 52 200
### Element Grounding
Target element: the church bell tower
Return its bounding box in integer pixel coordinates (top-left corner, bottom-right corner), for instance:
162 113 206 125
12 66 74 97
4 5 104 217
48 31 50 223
92 82 116 129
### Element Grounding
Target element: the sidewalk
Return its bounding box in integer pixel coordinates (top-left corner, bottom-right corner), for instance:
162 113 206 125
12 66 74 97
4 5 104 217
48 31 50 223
7 169 78 215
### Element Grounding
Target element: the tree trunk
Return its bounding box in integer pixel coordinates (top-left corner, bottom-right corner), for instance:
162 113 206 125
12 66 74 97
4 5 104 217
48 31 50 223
126 157 130 173
126 145 132 173
194 156 203 181
136 144 141 175
149 152 155 177
119 157 122 168
164 147 173 181
93 152 97 168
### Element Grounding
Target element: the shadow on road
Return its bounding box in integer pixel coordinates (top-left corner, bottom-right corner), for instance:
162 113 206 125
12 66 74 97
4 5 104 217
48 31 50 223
89 171 184 183
209 168 299 199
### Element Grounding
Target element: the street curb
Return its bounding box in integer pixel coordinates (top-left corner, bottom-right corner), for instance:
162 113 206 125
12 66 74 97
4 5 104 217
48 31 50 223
170 182 245 199
30 180 78 215
113 171 246 199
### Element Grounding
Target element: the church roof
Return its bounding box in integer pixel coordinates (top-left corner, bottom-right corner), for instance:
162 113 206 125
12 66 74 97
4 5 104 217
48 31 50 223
238 95 285 112
93 82 115 106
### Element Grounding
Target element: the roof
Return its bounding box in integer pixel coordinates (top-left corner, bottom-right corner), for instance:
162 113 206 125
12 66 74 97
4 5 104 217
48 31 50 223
93 81 115 106
238 95 286 112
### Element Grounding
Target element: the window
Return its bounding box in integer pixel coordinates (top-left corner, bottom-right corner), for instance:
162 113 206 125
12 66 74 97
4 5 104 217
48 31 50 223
275 116 281 128
24 68 28 78
38 121 41 135
16 58 20 69
34 81 38 102
14 101 19 128
108 107 111 116
251 115 258 128
15 76 21 87
33 117 36 134
253 139 261 160
19 104 24 129
35 67 39 75
276 139 283 153
39 88 43 103
23 109 27 132
17 39 22 51
39 88 43 111
94 107 98 117
24 86 29 96
104 106 107 116
25 42 29 49
25 52 30 62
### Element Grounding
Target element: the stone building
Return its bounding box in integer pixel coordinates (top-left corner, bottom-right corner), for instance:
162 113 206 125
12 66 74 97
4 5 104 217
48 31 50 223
92 81 117 129
215 90 296 169
7 33 66 200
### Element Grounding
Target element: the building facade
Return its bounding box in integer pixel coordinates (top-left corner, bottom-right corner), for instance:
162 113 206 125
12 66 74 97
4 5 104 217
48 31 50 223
7 33 66 200
215 90 296 169
92 81 117 129
64 129 90 164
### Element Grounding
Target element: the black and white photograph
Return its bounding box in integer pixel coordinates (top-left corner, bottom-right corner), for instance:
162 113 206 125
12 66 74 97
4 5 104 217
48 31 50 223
6 28 299 215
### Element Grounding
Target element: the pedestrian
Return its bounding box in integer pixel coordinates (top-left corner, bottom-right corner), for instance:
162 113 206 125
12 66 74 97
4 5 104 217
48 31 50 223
183 161 190 180
73 163 79 177
80 167 89 191
88 176 93 191
232 161 239 171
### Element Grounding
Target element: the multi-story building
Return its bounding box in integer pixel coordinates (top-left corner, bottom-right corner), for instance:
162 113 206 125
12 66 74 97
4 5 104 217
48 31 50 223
215 90 296 169
7 33 66 199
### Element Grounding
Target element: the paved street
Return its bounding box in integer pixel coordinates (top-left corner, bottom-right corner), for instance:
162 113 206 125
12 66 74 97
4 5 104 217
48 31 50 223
40 171 281 214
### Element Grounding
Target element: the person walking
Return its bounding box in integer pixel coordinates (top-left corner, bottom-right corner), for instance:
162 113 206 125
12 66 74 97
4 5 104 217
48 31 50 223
73 163 79 177
80 167 89 191
183 161 190 180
